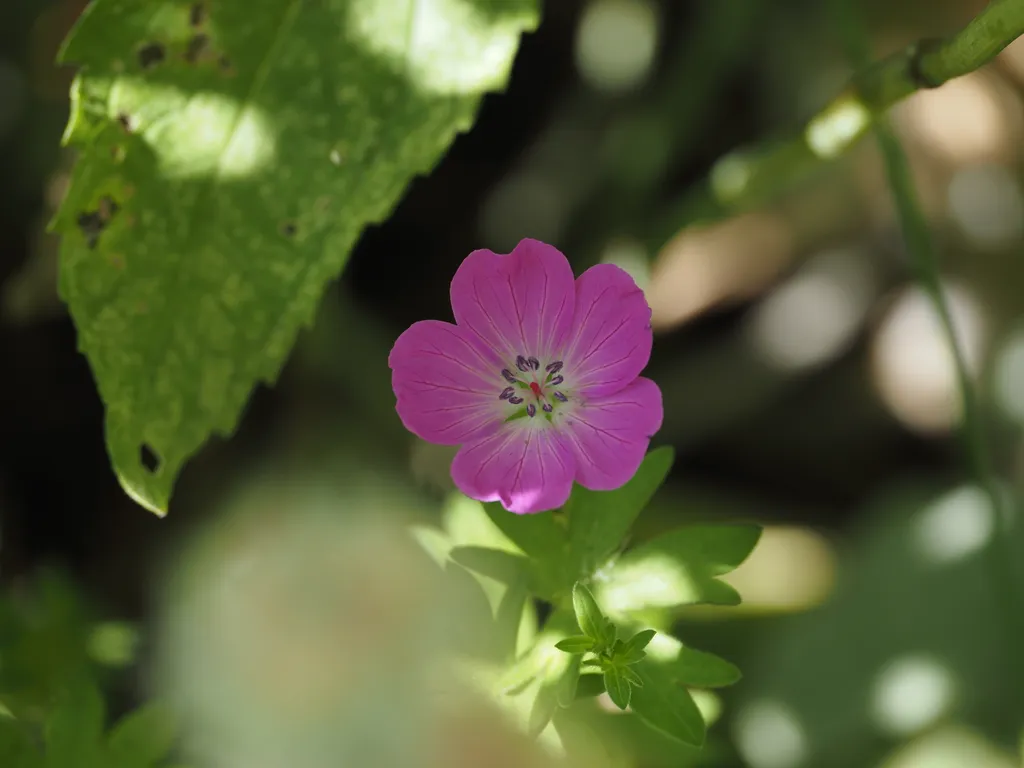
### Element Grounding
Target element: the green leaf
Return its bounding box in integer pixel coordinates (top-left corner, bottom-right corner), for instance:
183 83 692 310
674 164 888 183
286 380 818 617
554 635 596 654
668 646 742 689
619 665 643 688
494 577 529 661
598 525 761 613
106 701 177 767
566 447 674 575
618 628 657 665
482 503 566 561
572 583 614 648
574 673 605 699
53 0 540 514
449 546 529 585
603 668 631 710
0 715 41 768
527 682 559 739
556 655 582 708
629 661 706 747
45 678 106 768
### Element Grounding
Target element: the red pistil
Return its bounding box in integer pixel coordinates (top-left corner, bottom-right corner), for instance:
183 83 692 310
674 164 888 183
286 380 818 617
529 381 543 400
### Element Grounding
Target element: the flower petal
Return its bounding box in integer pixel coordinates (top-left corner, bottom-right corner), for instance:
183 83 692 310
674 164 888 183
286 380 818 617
451 426 577 514
563 377 663 491
450 239 575 361
563 264 652 397
389 320 504 445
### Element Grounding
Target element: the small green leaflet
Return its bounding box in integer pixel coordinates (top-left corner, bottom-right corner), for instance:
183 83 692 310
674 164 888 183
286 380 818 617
53 0 539 513
572 583 615 649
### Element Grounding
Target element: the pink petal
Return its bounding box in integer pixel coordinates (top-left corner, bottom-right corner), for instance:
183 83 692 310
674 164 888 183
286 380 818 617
450 239 575 361
389 320 504 445
563 377 663 491
451 426 577 514
563 264 652 397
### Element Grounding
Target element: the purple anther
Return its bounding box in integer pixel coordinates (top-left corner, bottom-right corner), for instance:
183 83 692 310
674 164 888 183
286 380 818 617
502 369 517 384
550 375 564 386
553 391 568 402
526 404 536 417
509 395 524 405
527 356 540 370
515 355 529 372
545 361 563 373
499 387 515 400
542 403 553 413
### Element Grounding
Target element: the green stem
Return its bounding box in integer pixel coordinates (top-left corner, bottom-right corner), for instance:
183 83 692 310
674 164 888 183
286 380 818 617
836 0 1024 701
645 0 1024 250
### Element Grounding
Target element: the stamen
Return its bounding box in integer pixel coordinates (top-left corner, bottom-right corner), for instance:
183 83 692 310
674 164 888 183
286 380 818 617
499 387 515 400
502 369 517 384
527 356 540 370
509 395 524 405
542 403 553 413
515 355 529 372
545 361 563 373
550 375 564 386
553 391 568 402
526 404 536 417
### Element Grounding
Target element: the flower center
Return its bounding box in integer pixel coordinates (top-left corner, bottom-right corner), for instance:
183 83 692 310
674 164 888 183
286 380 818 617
498 355 569 422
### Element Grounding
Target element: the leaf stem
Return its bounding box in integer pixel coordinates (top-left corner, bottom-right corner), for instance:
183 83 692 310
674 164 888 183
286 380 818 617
835 0 1024 707
646 0 1024 249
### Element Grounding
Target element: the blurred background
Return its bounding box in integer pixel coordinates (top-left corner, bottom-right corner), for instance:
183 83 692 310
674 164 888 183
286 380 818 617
4 0 1024 766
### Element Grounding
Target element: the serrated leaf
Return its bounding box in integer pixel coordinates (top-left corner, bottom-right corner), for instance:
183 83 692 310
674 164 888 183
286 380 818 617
619 628 656 665
45 678 106 768
629 661 706 747
603 668 631 710
572 583 613 648
554 635 596 654
0 715 41 768
106 701 177 767
598 525 761 613
566 447 674 575
53 0 540 514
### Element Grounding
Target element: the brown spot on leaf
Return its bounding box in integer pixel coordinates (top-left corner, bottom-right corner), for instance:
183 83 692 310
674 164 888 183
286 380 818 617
117 112 134 132
281 222 298 237
76 195 121 248
185 33 209 63
137 42 166 69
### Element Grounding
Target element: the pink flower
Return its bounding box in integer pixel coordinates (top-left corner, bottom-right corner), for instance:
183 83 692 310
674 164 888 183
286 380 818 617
389 239 663 515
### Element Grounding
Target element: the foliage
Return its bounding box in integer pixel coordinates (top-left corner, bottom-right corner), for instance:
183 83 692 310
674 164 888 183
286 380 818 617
52 0 539 514
441 449 760 749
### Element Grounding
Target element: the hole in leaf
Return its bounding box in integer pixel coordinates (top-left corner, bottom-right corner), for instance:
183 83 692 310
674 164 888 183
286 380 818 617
140 444 160 473
185 34 209 63
281 222 297 237
117 112 134 132
137 42 166 70
76 196 121 248
189 2 206 26
76 212 105 249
